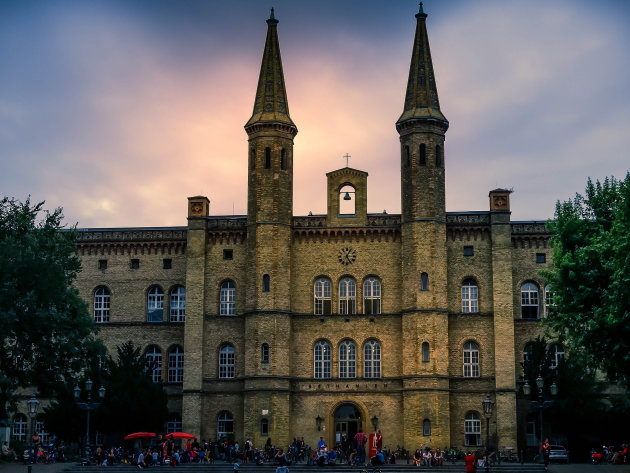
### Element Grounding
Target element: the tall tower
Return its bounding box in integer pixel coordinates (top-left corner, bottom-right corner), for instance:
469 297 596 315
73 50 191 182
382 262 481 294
243 8 296 447
396 3 451 448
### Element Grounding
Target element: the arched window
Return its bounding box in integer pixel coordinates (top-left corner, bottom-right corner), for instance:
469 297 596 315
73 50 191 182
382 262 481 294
145 345 162 383
220 280 236 316
339 185 356 215
422 419 431 436
250 148 256 169
521 282 540 319
422 342 430 363
461 279 478 313
94 286 110 323
549 343 565 369
262 274 270 293
219 344 235 378
405 145 410 168
281 149 286 170
523 342 534 363
265 147 271 169
363 340 381 378
339 340 356 378
166 413 182 434
339 277 356 314
463 341 480 377
167 345 184 383
147 286 164 322
261 343 270 364
314 278 332 315
260 418 269 436
421 273 429 291
169 286 186 322
217 411 234 440
464 412 481 446
35 418 49 445
12 414 27 441
419 143 427 166
544 284 554 317
314 340 331 379
435 144 442 167
363 277 381 315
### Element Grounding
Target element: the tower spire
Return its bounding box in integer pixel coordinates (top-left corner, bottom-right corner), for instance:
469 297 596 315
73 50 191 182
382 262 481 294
245 8 297 135
396 3 448 128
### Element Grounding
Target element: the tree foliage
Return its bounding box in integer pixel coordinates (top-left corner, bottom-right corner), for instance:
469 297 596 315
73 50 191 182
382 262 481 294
0 197 100 426
544 175 630 387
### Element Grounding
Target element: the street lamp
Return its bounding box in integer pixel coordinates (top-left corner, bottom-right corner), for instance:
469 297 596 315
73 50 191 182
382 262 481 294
523 373 557 446
74 379 106 457
27 394 39 442
482 393 494 472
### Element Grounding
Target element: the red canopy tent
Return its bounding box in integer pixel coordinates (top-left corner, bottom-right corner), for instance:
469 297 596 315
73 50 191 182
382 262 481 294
166 432 195 439
123 432 156 440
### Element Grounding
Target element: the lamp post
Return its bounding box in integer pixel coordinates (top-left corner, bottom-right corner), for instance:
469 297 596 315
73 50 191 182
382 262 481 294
371 415 379 432
74 379 106 457
482 393 494 472
27 394 39 443
523 373 557 446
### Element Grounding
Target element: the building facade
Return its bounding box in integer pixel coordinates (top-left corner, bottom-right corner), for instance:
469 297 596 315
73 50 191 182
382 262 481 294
69 6 556 453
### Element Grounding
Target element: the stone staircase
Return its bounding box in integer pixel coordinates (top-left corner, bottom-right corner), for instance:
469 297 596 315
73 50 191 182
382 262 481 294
65 462 545 473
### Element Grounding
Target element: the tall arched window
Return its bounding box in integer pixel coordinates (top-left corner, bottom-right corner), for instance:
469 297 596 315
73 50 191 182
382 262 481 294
167 345 184 383
250 148 256 169
219 344 235 378
544 284 554 317
12 414 27 441
435 144 442 167
145 345 162 383
461 279 478 313
169 286 186 322
363 340 381 378
422 419 431 436
463 341 480 377
339 277 356 314
422 342 430 363
217 411 234 440
265 147 271 169
35 418 49 445
419 143 427 166
261 343 270 364
281 149 286 170
262 274 270 293
339 340 356 378
521 282 540 319
94 286 110 323
260 418 269 436
314 278 332 315
421 273 429 291
363 277 381 314
147 286 164 322
464 412 481 446
314 340 331 379
405 145 411 168
220 280 236 316
549 343 565 369
523 342 534 363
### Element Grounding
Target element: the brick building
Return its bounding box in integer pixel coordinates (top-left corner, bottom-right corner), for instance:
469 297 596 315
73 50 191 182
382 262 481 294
71 6 556 453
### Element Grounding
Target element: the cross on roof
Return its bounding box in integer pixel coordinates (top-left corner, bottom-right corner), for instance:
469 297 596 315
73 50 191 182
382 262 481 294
343 153 351 168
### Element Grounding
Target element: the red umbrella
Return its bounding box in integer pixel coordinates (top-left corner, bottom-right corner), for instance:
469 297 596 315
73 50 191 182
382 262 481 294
166 432 195 439
124 432 156 440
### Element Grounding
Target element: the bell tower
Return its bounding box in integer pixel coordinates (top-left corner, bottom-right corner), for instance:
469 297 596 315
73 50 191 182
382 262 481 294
396 3 451 449
243 8 296 449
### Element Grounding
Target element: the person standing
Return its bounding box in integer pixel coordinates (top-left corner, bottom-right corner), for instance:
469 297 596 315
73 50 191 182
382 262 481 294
354 430 367 466
375 430 383 450
541 438 551 471
465 451 477 473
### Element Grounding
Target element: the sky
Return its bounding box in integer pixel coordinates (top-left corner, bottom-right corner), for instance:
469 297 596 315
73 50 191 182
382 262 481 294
1 0 629 228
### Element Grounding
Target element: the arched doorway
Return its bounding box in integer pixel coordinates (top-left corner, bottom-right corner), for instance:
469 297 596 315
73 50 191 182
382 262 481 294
334 403 362 446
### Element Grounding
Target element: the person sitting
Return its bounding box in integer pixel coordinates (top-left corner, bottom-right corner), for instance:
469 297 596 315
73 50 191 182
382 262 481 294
412 449 422 466
422 448 432 466
370 449 385 466
275 448 288 466
348 450 358 466
327 449 338 465
1 441 17 461
318 437 326 449
434 447 443 467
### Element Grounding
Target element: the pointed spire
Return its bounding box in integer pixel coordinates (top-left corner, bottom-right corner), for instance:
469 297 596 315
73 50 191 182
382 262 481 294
396 3 448 127
245 9 297 135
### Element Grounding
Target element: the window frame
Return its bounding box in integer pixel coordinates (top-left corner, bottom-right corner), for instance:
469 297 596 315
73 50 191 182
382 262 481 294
261 343 270 364
461 278 479 313
339 340 357 378
169 285 186 322
145 345 162 383
339 277 356 315
167 345 184 383
314 278 332 315
363 277 381 315
422 419 431 436
12 414 27 441
521 282 540 319
314 340 331 379
422 341 430 363
463 341 480 377
363 340 381 379
220 280 236 316
217 411 234 440
94 286 110 323
464 411 482 446
219 344 235 379
147 285 164 322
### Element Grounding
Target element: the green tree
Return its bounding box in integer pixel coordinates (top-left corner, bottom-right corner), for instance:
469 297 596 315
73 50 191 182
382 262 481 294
95 341 169 436
0 197 100 426
544 174 630 388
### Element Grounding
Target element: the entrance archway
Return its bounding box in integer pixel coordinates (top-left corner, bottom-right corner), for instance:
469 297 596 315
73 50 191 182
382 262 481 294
333 403 362 447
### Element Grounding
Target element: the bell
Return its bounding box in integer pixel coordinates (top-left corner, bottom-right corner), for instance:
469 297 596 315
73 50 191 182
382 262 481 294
343 192 351 201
